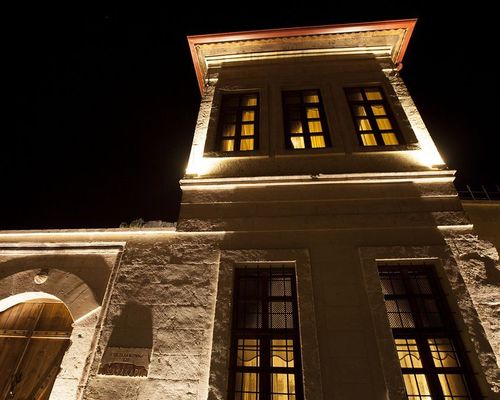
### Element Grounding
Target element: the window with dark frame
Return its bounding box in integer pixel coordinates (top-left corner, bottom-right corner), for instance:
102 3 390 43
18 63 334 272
282 90 331 150
378 265 480 400
217 93 259 152
229 267 304 400
346 87 403 147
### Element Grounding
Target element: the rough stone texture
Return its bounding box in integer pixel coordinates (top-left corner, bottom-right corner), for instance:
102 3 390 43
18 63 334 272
443 230 500 392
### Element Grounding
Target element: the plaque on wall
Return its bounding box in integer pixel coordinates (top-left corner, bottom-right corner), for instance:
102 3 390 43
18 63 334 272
98 347 150 377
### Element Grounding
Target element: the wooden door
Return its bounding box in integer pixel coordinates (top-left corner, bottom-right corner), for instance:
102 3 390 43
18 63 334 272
0 300 73 400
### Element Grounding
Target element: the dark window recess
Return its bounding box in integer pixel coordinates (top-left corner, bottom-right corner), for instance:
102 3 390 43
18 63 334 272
229 267 304 400
282 90 331 150
379 265 481 400
217 93 259 152
346 87 403 147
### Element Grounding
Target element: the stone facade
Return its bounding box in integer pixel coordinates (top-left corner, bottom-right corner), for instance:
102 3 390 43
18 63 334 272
1 20 499 400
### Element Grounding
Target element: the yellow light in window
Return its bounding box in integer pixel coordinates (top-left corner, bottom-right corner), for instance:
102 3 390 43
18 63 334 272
223 124 236 137
428 339 459 368
242 95 257 106
222 140 234 151
308 121 322 133
291 137 305 149
303 92 319 103
242 111 255 122
361 134 377 146
290 121 303 134
236 372 259 398
365 89 383 100
237 339 260 367
382 133 399 145
353 105 367 116
439 374 469 397
240 139 254 151
376 118 393 130
272 373 295 397
241 124 254 136
357 119 372 131
395 338 422 368
272 339 294 368
311 136 326 148
371 104 386 115
403 374 431 399
306 108 320 118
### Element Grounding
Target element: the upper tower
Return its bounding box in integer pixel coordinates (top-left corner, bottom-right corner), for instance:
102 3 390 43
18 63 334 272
183 19 444 181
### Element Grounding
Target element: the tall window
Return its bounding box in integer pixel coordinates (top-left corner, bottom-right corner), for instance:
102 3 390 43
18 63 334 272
218 93 259 152
282 90 330 150
378 266 480 399
229 267 304 400
346 87 402 147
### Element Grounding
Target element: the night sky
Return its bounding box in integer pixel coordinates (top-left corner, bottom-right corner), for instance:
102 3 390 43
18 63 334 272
5 3 498 230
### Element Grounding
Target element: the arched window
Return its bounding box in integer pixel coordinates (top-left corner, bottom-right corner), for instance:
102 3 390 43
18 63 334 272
0 299 73 399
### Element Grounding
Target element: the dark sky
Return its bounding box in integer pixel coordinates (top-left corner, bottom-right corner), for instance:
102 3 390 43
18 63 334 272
5 3 498 230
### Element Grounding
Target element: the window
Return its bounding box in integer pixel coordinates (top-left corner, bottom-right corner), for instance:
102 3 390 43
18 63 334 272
378 266 480 399
218 93 259 152
282 90 330 149
346 87 402 147
229 267 304 400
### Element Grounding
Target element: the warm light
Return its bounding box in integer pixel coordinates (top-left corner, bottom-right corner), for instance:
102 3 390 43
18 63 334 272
0 292 60 312
186 156 219 176
411 148 446 169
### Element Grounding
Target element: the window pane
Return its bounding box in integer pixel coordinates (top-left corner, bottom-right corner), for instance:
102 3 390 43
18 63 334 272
241 124 255 136
385 299 415 328
308 121 323 133
360 134 377 146
272 339 294 368
376 118 393 130
371 104 387 116
408 273 432 295
222 140 235 152
417 298 443 327
306 107 320 119
269 301 293 328
428 338 460 368
237 301 262 328
311 136 326 148
395 338 423 368
439 374 469 397
269 275 292 296
289 121 303 134
240 139 254 151
353 105 367 116
303 91 319 103
237 339 260 367
403 374 431 399
291 136 305 149
381 133 399 145
235 372 259 399
285 95 300 104
357 119 372 131
224 96 239 107
224 113 237 123
380 273 405 295
347 90 363 101
242 95 258 106
287 109 301 120
240 275 261 297
365 88 383 100
223 124 236 137
272 373 296 396
242 111 255 122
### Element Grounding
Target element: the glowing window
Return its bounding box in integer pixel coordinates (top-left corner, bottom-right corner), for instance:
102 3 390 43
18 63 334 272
346 87 403 147
218 93 259 152
283 90 331 150
379 266 480 399
229 267 304 400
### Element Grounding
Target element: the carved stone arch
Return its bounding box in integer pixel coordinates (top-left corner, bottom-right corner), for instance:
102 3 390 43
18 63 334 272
0 268 99 321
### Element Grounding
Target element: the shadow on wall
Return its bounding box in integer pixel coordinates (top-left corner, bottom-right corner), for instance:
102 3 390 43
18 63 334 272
108 302 153 348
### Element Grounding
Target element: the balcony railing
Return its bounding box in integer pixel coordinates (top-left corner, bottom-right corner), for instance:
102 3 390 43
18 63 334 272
457 184 500 201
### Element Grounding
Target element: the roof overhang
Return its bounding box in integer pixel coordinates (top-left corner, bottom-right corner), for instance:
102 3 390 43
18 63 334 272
188 19 416 94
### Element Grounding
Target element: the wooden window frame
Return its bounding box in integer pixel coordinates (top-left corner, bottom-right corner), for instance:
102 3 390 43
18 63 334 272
282 89 331 150
345 86 404 147
228 267 304 400
378 265 481 399
217 92 259 153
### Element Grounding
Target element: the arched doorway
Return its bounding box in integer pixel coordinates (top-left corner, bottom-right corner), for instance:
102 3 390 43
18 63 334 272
0 299 73 399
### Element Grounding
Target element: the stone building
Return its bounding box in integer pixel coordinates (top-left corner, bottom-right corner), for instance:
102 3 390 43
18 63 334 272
0 19 499 400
